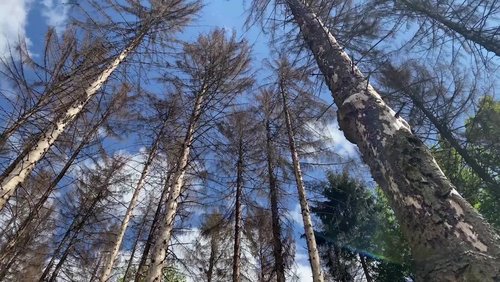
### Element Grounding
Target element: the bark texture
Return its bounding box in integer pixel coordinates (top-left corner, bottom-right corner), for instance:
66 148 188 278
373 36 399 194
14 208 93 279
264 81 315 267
264 119 286 282
286 0 500 280
280 86 324 282
145 90 205 281
100 133 161 281
0 27 148 211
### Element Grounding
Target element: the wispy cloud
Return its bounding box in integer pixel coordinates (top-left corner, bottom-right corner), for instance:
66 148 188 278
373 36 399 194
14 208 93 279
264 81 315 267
0 0 32 58
41 0 70 32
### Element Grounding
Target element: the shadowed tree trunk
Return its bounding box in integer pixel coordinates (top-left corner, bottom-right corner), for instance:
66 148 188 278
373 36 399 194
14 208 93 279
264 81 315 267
232 137 244 282
285 0 500 280
264 118 286 282
398 0 500 57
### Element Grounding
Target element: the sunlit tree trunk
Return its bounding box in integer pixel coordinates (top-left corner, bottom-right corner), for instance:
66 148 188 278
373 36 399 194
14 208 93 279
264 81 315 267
0 94 118 265
135 173 171 281
279 85 324 282
0 25 149 211
285 0 500 280
100 128 163 281
145 89 205 281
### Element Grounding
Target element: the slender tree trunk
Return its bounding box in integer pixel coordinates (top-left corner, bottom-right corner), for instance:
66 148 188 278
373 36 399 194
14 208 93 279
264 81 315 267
279 84 324 282
123 205 150 282
232 138 244 282
359 254 372 282
264 119 286 282
0 99 116 264
408 92 499 193
285 0 500 280
135 174 171 281
206 236 218 282
0 24 150 211
100 129 163 282
398 0 500 57
145 89 205 281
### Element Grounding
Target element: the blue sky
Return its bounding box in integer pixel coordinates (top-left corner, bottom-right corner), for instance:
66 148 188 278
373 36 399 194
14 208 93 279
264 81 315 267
0 0 363 280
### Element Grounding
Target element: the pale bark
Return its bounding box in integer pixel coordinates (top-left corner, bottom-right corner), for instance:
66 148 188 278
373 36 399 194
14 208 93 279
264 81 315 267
232 138 244 282
0 25 149 211
100 130 162 282
264 119 286 282
398 0 500 57
145 90 205 281
285 0 500 280
0 97 116 265
135 174 171 281
122 202 151 281
279 86 324 282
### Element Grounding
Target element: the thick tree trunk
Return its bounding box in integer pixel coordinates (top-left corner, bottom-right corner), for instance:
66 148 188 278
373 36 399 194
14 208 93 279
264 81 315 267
398 0 500 57
285 0 500 280
280 85 324 282
232 138 244 282
145 90 205 281
0 25 149 211
100 130 162 282
264 119 286 282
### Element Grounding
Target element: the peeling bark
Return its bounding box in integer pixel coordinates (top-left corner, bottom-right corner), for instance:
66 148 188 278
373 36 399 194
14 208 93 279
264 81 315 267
285 0 500 280
279 85 324 282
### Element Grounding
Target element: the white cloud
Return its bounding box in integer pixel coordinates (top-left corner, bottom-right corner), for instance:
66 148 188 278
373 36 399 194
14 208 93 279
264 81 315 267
289 250 314 282
41 0 70 32
323 121 358 157
0 0 32 58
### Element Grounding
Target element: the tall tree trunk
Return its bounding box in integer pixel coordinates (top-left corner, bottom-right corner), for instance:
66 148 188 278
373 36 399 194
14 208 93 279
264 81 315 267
0 24 150 211
100 128 163 282
285 0 500 280
279 84 324 282
359 254 372 282
232 138 244 282
398 0 500 57
145 89 205 281
0 97 117 264
408 92 499 193
135 174 171 281
264 119 286 282
123 204 151 282
206 236 218 282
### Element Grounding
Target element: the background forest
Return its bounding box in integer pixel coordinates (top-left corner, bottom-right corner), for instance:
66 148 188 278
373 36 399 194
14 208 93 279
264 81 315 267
0 0 499 281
